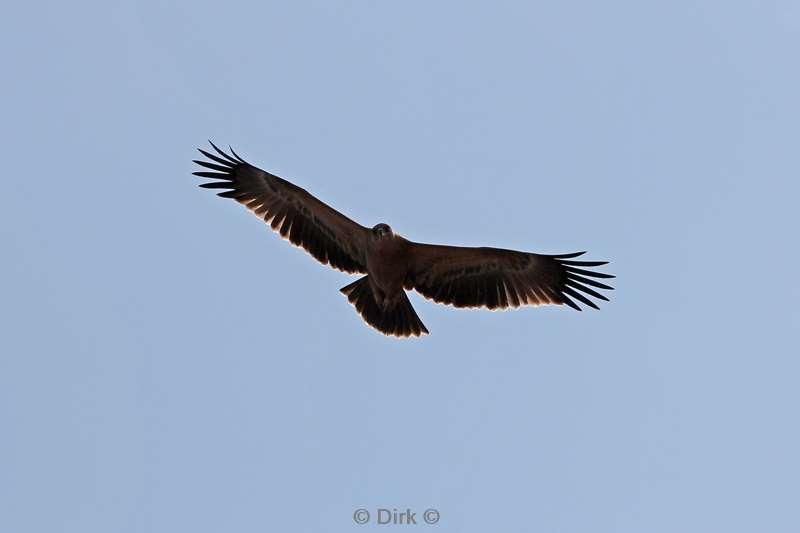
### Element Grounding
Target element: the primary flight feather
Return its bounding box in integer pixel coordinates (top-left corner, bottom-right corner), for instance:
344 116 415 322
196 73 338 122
193 142 614 338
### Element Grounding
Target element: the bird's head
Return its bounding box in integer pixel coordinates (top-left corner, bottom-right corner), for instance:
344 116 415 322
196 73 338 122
371 223 393 239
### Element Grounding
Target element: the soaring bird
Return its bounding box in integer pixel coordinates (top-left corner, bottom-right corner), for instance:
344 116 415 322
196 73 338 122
193 142 614 338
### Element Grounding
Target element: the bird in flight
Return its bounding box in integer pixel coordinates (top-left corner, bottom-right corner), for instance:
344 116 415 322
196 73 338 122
193 142 614 338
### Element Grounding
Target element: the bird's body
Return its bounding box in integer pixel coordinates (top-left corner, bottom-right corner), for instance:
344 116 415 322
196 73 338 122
365 227 409 310
193 142 614 338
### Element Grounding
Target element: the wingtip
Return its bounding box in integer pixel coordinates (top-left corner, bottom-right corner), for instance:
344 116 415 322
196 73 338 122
561 294 582 311
553 251 587 259
228 145 246 163
208 139 225 154
206 140 242 165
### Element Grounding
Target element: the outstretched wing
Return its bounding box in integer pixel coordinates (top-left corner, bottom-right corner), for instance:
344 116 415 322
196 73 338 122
406 243 614 311
193 142 369 274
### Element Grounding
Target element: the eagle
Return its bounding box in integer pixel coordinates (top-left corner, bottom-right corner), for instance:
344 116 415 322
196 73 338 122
193 142 614 338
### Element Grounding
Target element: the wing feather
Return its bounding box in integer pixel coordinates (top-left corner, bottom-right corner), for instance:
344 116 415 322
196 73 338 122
193 142 368 274
406 243 614 311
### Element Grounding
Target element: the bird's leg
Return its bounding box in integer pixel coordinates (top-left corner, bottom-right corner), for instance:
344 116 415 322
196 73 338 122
380 291 402 311
374 289 398 311
373 288 386 309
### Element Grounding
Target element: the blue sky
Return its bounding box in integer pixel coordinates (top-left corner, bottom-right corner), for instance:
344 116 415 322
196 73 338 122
1 1 798 532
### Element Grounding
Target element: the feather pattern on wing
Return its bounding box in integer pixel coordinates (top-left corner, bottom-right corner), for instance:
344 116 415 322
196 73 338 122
406 244 614 311
193 142 369 274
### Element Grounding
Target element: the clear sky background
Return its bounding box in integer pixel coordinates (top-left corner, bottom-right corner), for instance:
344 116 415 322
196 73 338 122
2 1 798 532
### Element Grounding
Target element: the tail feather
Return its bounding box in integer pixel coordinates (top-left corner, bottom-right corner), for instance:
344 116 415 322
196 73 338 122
340 276 429 338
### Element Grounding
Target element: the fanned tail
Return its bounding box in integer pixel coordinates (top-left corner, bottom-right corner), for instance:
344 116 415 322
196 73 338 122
340 276 429 338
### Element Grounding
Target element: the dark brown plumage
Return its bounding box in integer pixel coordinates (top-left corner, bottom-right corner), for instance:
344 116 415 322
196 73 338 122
193 142 614 338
